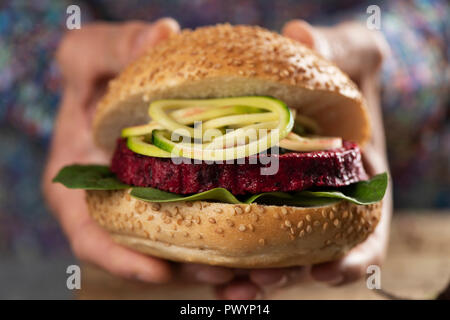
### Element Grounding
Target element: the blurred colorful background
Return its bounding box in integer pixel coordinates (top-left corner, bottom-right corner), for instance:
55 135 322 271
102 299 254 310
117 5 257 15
0 0 448 299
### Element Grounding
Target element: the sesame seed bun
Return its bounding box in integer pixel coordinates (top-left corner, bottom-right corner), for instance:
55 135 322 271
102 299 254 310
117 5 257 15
93 24 370 152
88 24 379 268
86 190 381 268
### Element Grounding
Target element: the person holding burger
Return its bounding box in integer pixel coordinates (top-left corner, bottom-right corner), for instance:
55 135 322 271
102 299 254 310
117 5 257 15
42 18 391 299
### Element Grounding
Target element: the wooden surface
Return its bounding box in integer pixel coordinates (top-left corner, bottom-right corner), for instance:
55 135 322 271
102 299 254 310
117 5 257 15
78 210 450 300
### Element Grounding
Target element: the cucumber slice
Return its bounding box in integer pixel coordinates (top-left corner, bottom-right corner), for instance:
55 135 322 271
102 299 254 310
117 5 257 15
127 136 172 158
171 105 262 125
153 127 275 161
148 96 293 138
203 112 277 129
121 122 161 137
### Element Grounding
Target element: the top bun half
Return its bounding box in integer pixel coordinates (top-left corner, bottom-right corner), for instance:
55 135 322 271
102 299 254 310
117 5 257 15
94 24 371 151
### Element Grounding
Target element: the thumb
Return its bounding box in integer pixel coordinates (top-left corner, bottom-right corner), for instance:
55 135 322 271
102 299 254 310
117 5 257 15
57 18 180 102
282 19 332 61
282 20 388 82
106 18 180 73
130 18 180 62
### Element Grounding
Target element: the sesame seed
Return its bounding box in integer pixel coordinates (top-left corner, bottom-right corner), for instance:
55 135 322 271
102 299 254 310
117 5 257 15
346 226 354 234
245 206 252 213
284 220 292 227
248 224 255 232
297 220 304 229
323 222 329 232
273 212 281 220
164 210 173 218
215 228 224 234
238 224 246 232
151 203 161 211
299 230 305 238
281 208 288 215
208 218 216 224
333 219 341 228
214 208 223 213
306 225 312 233
306 215 311 222
313 220 320 227
259 238 266 245
234 206 243 214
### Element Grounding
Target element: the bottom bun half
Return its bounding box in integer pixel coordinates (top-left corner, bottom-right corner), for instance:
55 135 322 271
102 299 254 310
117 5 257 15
86 189 381 268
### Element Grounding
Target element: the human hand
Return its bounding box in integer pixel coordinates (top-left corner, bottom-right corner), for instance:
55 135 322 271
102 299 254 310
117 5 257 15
41 18 223 286
42 18 306 299
281 19 393 286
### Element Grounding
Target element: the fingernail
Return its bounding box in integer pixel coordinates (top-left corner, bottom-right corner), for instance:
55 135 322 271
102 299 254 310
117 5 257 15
135 270 171 284
195 270 212 283
326 274 344 286
135 273 155 283
196 270 233 284
274 274 288 287
154 17 180 34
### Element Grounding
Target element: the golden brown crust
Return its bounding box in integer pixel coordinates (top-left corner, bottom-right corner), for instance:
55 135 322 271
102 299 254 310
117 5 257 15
86 189 381 268
93 24 371 152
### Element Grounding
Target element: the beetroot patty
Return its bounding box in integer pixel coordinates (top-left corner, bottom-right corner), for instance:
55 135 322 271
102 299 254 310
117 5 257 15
111 138 368 195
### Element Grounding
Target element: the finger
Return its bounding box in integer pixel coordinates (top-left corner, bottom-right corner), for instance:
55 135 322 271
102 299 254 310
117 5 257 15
131 17 180 60
249 267 308 287
57 18 180 88
215 279 261 300
249 268 286 287
282 19 332 61
106 17 180 72
71 219 172 283
178 263 234 285
311 233 383 286
282 20 315 49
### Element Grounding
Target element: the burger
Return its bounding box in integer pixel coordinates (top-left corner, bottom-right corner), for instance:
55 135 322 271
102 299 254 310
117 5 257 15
54 24 387 268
